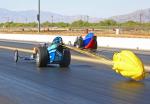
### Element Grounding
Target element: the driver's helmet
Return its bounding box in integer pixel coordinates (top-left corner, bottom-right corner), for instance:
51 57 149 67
52 37 63 44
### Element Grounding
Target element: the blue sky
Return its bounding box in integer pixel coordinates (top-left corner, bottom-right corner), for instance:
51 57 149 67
1 0 150 17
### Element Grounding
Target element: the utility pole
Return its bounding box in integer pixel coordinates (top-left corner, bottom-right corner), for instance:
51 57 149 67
51 16 54 24
87 15 89 22
139 13 143 24
37 0 41 33
80 16 83 21
149 9 150 22
25 18 28 23
5 17 10 23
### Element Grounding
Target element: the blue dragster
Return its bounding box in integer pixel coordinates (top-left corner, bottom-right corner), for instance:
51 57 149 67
14 37 71 68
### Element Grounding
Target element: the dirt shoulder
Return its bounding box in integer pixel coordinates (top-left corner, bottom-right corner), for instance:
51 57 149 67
0 31 150 38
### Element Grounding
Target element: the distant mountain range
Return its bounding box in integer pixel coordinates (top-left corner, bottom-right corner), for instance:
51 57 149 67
0 8 101 23
110 8 150 23
0 8 150 23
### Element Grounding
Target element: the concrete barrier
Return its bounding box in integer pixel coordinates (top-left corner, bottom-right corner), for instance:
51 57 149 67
97 37 150 50
0 34 150 51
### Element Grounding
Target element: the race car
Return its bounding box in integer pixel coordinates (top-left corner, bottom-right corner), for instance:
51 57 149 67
14 37 71 68
74 32 97 49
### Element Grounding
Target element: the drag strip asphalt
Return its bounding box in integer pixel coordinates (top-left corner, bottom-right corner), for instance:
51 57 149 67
0 40 150 104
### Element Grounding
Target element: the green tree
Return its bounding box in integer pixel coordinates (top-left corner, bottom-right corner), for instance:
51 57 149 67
71 20 90 27
121 21 140 27
99 19 117 26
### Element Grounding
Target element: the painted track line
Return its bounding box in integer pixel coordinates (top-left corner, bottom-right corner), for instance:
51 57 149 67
0 46 33 53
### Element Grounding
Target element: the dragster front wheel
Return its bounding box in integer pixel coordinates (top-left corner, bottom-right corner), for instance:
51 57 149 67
14 50 19 63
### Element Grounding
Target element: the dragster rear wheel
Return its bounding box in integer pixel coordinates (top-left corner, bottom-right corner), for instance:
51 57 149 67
93 36 97 49
36 47 48 67
93 40 97 49
59 49 71 68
